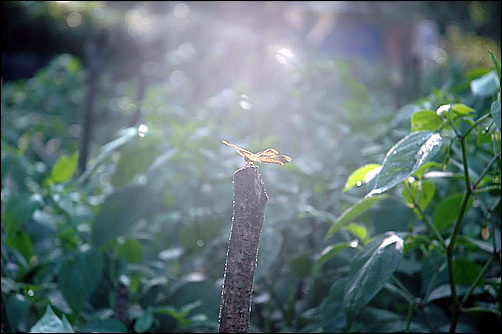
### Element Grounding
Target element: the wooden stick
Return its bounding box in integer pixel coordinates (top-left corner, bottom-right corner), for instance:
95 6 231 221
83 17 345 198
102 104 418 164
218 165 268 333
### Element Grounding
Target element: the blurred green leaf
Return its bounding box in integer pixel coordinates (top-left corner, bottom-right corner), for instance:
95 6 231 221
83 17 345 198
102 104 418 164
327 195 388 238
454 257 482 285
345 223 368 241
451 103 475 116
321 278 348 332
51 152 79 183
411 110 443 132
314 243 351 276
134 307 154 333
344 233 404 325
5 294 30 332
290 253 313 279
77 127 138 185
111 137 159 187
433 193 473 230
343 164 381 192
369 131 442 196
58 246 104 312
425 284 484 303
470 71 500 97
2 193 39 235
6 231 34 262
413 161 443 179
29 305 74 333
491 100 501 132
487 48 501 80
79 319 128 333
402 179 435 213
91 184 161 246
118 238 143 263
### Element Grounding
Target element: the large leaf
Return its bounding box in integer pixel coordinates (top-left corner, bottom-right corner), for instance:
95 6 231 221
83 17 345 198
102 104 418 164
29 305 74 333
327 195 388 238
369 131 442 196
77 127 138 185
91 184 161 246
491 100 501 132
321 278 349 332
344 233 404 325
411 110 443 132
79 319 128 333
402 179 435 214
58 246 104 312
6 294 30 332
50 152 79 183
488 48 501 80
433 193 473 230
2 193 39 235
343 164 381 192
470 71 500 97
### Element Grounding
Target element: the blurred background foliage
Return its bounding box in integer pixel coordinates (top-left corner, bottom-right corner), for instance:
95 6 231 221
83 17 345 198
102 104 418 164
1 1 501 333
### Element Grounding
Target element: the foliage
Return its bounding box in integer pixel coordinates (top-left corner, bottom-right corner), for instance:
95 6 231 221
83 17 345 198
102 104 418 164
1 3 501 334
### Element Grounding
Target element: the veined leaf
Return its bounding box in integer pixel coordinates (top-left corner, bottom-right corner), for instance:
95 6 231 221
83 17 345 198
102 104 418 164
369 131 442 196
343 164 381 192
344 233 404 325
327 195 388 238
51 152 79 183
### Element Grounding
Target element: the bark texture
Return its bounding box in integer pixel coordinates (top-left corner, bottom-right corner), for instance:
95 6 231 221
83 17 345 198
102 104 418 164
218 165 268 333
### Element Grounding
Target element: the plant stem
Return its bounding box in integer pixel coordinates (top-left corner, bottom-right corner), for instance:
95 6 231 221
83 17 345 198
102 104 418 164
404 182 445 246
404 300 415 333
463 113 491 138
447 136 472 333
472 185 502 194
460 255 495 306
471 152 501 189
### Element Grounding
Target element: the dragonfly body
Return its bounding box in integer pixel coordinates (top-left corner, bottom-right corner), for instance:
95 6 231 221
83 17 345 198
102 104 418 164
222 140 292 165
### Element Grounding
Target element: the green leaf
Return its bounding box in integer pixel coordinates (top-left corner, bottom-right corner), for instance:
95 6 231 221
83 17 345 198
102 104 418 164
79 319 128 333
29 305 74 333
451 103 475 116
433 193 473 230
321 278 348 332
3 193 39 235
369 131 442 196
111 136 160 188
488 48 501 80
470 71 500 97
425 284 483 303
344 233 404 325
411 110 443 132
290 254 313 279
454 257 482 285
134 307 154 333
343 164 381 192
314 243 351 276
327 195 388 238
491 100 501 132
413 161 443 179
6 294 30 332
402 179 435 213
78 127 138 185
58 246 104 312
91 184 162 246
51 152 79 183
6 231 34 262
118 238 143 263
345 223 368 241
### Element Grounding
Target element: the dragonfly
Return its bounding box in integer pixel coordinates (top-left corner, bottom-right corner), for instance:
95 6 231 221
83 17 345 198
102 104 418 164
222 140 292 165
